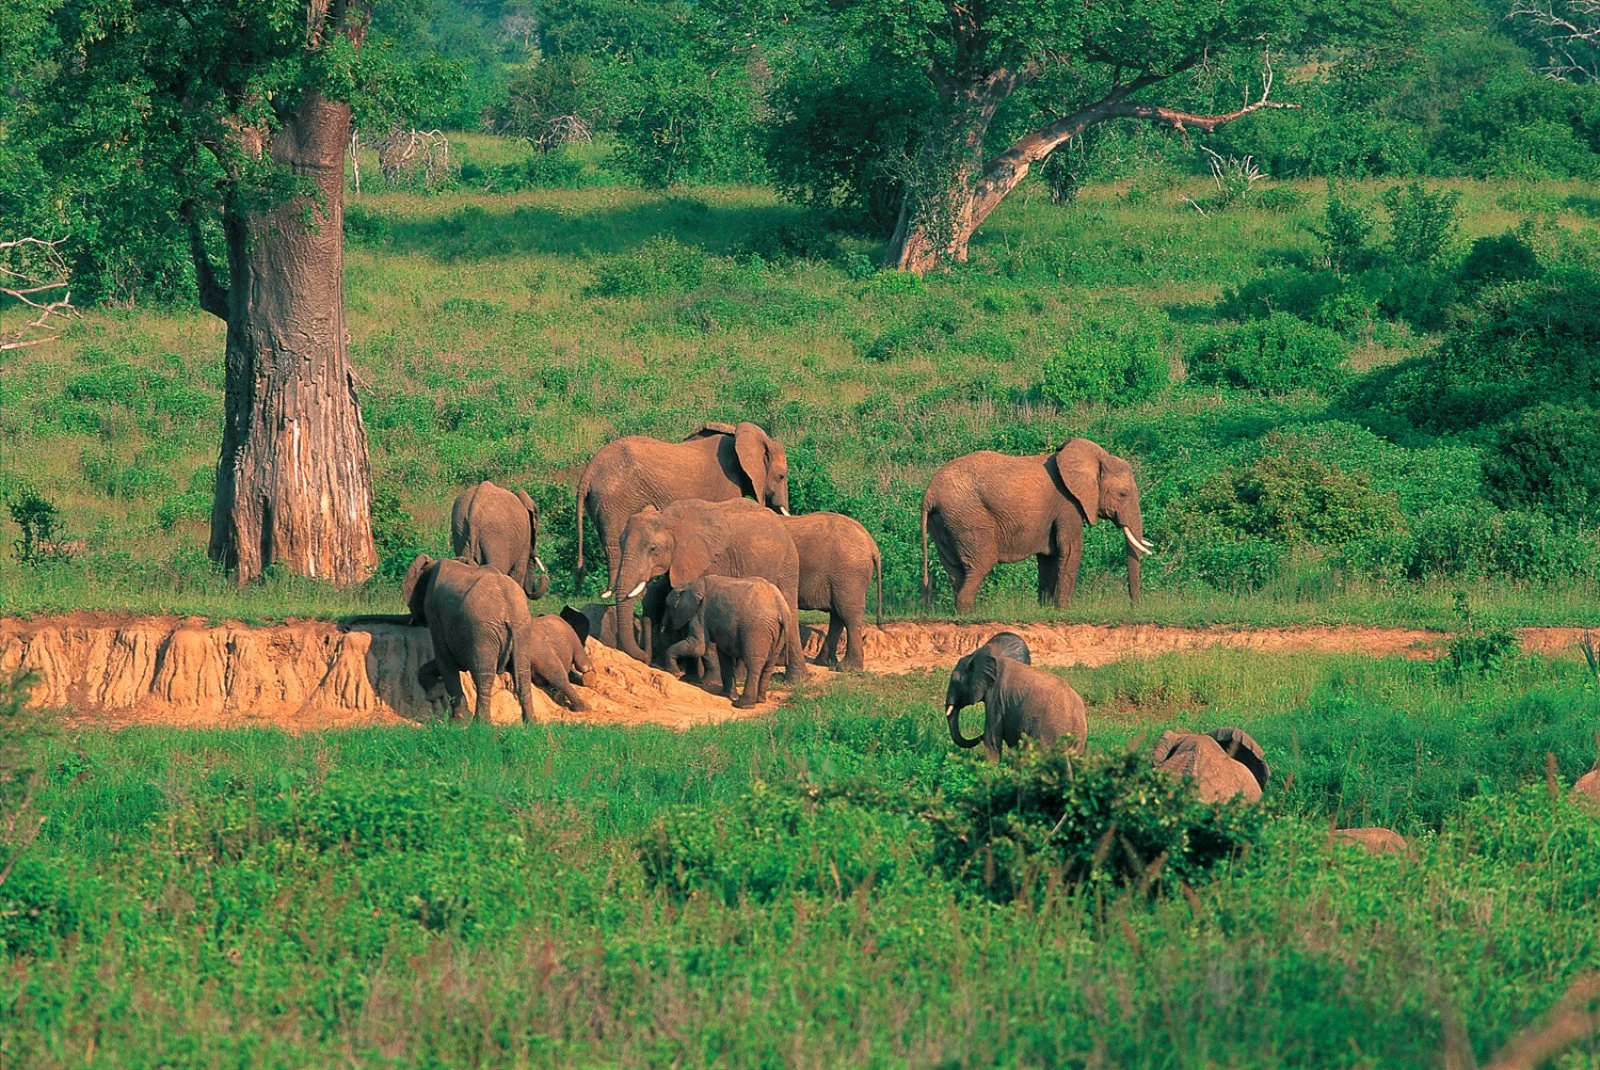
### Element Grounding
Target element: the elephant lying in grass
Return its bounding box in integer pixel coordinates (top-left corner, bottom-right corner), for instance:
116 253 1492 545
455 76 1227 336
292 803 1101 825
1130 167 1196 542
944 647 1087 760
1151 728 1270 803
404 554 593 723
664 576 791 708
450 480 548 599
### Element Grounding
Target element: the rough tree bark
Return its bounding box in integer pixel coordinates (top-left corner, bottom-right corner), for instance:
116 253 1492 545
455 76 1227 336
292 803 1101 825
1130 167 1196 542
189 12 378 586
886 66 1292 274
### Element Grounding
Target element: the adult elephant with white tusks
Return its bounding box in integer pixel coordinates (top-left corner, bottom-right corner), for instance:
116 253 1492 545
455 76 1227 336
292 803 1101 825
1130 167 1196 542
921 437 1153 614
577 421 790 659
944 648 1087 761
450 480 548 601
610 497 808 681
780 512 882 672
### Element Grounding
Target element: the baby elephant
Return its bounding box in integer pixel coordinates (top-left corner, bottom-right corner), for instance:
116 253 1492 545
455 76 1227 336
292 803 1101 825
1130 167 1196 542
575 601 651 661
945 648 1087 761
405 554 593 724
664 576 791 709
1151 727 1269 803
952 631 1032 678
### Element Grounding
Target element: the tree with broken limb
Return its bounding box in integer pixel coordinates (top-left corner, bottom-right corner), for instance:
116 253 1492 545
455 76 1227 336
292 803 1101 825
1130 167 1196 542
733 0 1426 274
9 0 444 584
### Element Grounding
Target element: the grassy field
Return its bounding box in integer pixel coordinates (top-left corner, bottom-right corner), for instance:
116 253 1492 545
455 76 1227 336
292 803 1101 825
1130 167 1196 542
4 650 1599 1065
3 134 1599 626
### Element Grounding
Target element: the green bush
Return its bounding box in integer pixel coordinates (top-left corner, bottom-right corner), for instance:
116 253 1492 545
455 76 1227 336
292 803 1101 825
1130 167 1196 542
1382 181 1460 266
1190 314 1348 394
1217 270 1377 335
1459 230 1542 291
586 236 708 297
1039 317 1170 408
922 748 1264 903
1182 537 1285 593
1484 403 1600 525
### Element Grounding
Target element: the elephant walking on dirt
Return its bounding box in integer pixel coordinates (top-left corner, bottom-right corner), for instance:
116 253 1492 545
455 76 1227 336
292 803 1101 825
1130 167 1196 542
664 576 791 708
921 438 1154 614
944 647 1087 761
450 480 548 599
780 512 881 672
611 497 807 680
576 421 790 659
403 555 593 723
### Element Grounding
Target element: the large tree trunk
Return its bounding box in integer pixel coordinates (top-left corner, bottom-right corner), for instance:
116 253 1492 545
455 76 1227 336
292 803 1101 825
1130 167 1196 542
208 90 377 585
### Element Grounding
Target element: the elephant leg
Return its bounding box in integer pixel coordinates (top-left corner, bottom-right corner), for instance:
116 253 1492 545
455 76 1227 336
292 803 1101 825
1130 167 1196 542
938 535 994 615
840 594 867 672
816 613 844 668
441 666 467 723
515 674 538 724
780 605 808 682
1056 537 1083 606
716 645 740 701
549 675 587 712
1036 552 1060 605
470 670 496 725
734 645 763 709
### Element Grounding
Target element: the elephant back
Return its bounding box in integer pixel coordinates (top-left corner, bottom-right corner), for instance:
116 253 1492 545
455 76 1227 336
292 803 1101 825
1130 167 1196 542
1205 727 1269 790
980 631 1031 665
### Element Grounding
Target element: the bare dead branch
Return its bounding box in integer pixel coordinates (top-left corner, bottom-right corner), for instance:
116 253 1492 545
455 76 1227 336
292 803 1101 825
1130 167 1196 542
0 238 75 352
1508 0 1600 80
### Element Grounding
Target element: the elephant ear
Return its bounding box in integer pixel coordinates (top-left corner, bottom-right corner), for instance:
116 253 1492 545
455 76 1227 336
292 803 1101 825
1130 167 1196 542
515 489 540 531
684 422 737 441
1054 438 1107 525
400 554 437 624
1207 727 1270 790
667 510 729 588
1152 730 1185 765
969 648 1001 699
559 605 591 646
733 422 773 503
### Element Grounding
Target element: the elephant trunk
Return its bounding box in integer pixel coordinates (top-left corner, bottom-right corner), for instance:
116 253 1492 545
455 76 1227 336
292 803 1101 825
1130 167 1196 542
604 555 653 662
946 704 984 749
1119 510 1151 604
525 567 549 601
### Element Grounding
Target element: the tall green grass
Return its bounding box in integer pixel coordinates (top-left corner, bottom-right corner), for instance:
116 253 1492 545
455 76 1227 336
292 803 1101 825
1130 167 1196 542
5 651 1599 1065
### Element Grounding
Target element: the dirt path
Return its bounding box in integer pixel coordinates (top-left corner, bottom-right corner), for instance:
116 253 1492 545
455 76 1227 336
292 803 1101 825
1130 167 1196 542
0 615 1590 731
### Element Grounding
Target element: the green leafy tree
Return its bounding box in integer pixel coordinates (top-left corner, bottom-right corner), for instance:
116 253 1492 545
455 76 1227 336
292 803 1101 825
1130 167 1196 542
726 0 1430 273
6 0 445 584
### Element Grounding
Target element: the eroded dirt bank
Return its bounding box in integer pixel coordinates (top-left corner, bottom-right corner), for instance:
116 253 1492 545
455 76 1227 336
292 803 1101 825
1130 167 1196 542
0 615 1590 730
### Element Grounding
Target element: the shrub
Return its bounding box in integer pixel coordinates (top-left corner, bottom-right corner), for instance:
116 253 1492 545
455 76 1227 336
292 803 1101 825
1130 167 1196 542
458 152 590 192
370 484 429 581
1040 316 1170 408
586 236 707 298
1190 314 1348 394
1484 402 1600 525
1382 181 1460 266
609 57 766 187
1182 537 1285 593
1217 270 1377 335
6 490 68 564
1310 182 1375 273
1460 230 1542 291
922 748 1264 903
1178 441 1406 549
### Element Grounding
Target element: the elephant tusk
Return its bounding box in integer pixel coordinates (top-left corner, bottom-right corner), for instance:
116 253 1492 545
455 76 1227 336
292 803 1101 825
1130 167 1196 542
945 705 955 717
601 589 614 599
780 507 790 517
1123 527 1155 556
627 581 647 598
535 556 547 573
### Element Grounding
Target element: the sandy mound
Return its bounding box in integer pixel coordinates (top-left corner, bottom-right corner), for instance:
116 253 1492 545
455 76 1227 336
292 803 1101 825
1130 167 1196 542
0 614 772 731
851 621 1452 673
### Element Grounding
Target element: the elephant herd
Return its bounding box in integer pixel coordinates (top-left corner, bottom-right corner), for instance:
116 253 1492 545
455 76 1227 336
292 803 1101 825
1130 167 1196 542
395 419 1151 724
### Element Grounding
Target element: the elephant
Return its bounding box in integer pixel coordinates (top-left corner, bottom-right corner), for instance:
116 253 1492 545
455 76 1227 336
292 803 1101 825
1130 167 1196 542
609 497 807 680
575 421 790 660
1151 727 1269 803
575 601 652 661
953 631 1032 680
921 438 1154 614
1331 827 1409 856
780 512 882 672
403 554 592 723
450 480 548 599
663 576 791 708
944 648 1087 761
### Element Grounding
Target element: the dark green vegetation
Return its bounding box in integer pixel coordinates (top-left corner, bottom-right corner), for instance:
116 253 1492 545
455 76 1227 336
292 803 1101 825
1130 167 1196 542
4 163 1599 625
4 651 1599 1064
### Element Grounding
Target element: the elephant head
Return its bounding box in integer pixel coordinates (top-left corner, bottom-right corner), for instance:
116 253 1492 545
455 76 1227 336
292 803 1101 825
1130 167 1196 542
401 553 439 625
606 504 731 603
515 488 549 600
733 422 791 516
1053 438 1154 601
944 647 999 748
664 579 706 632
